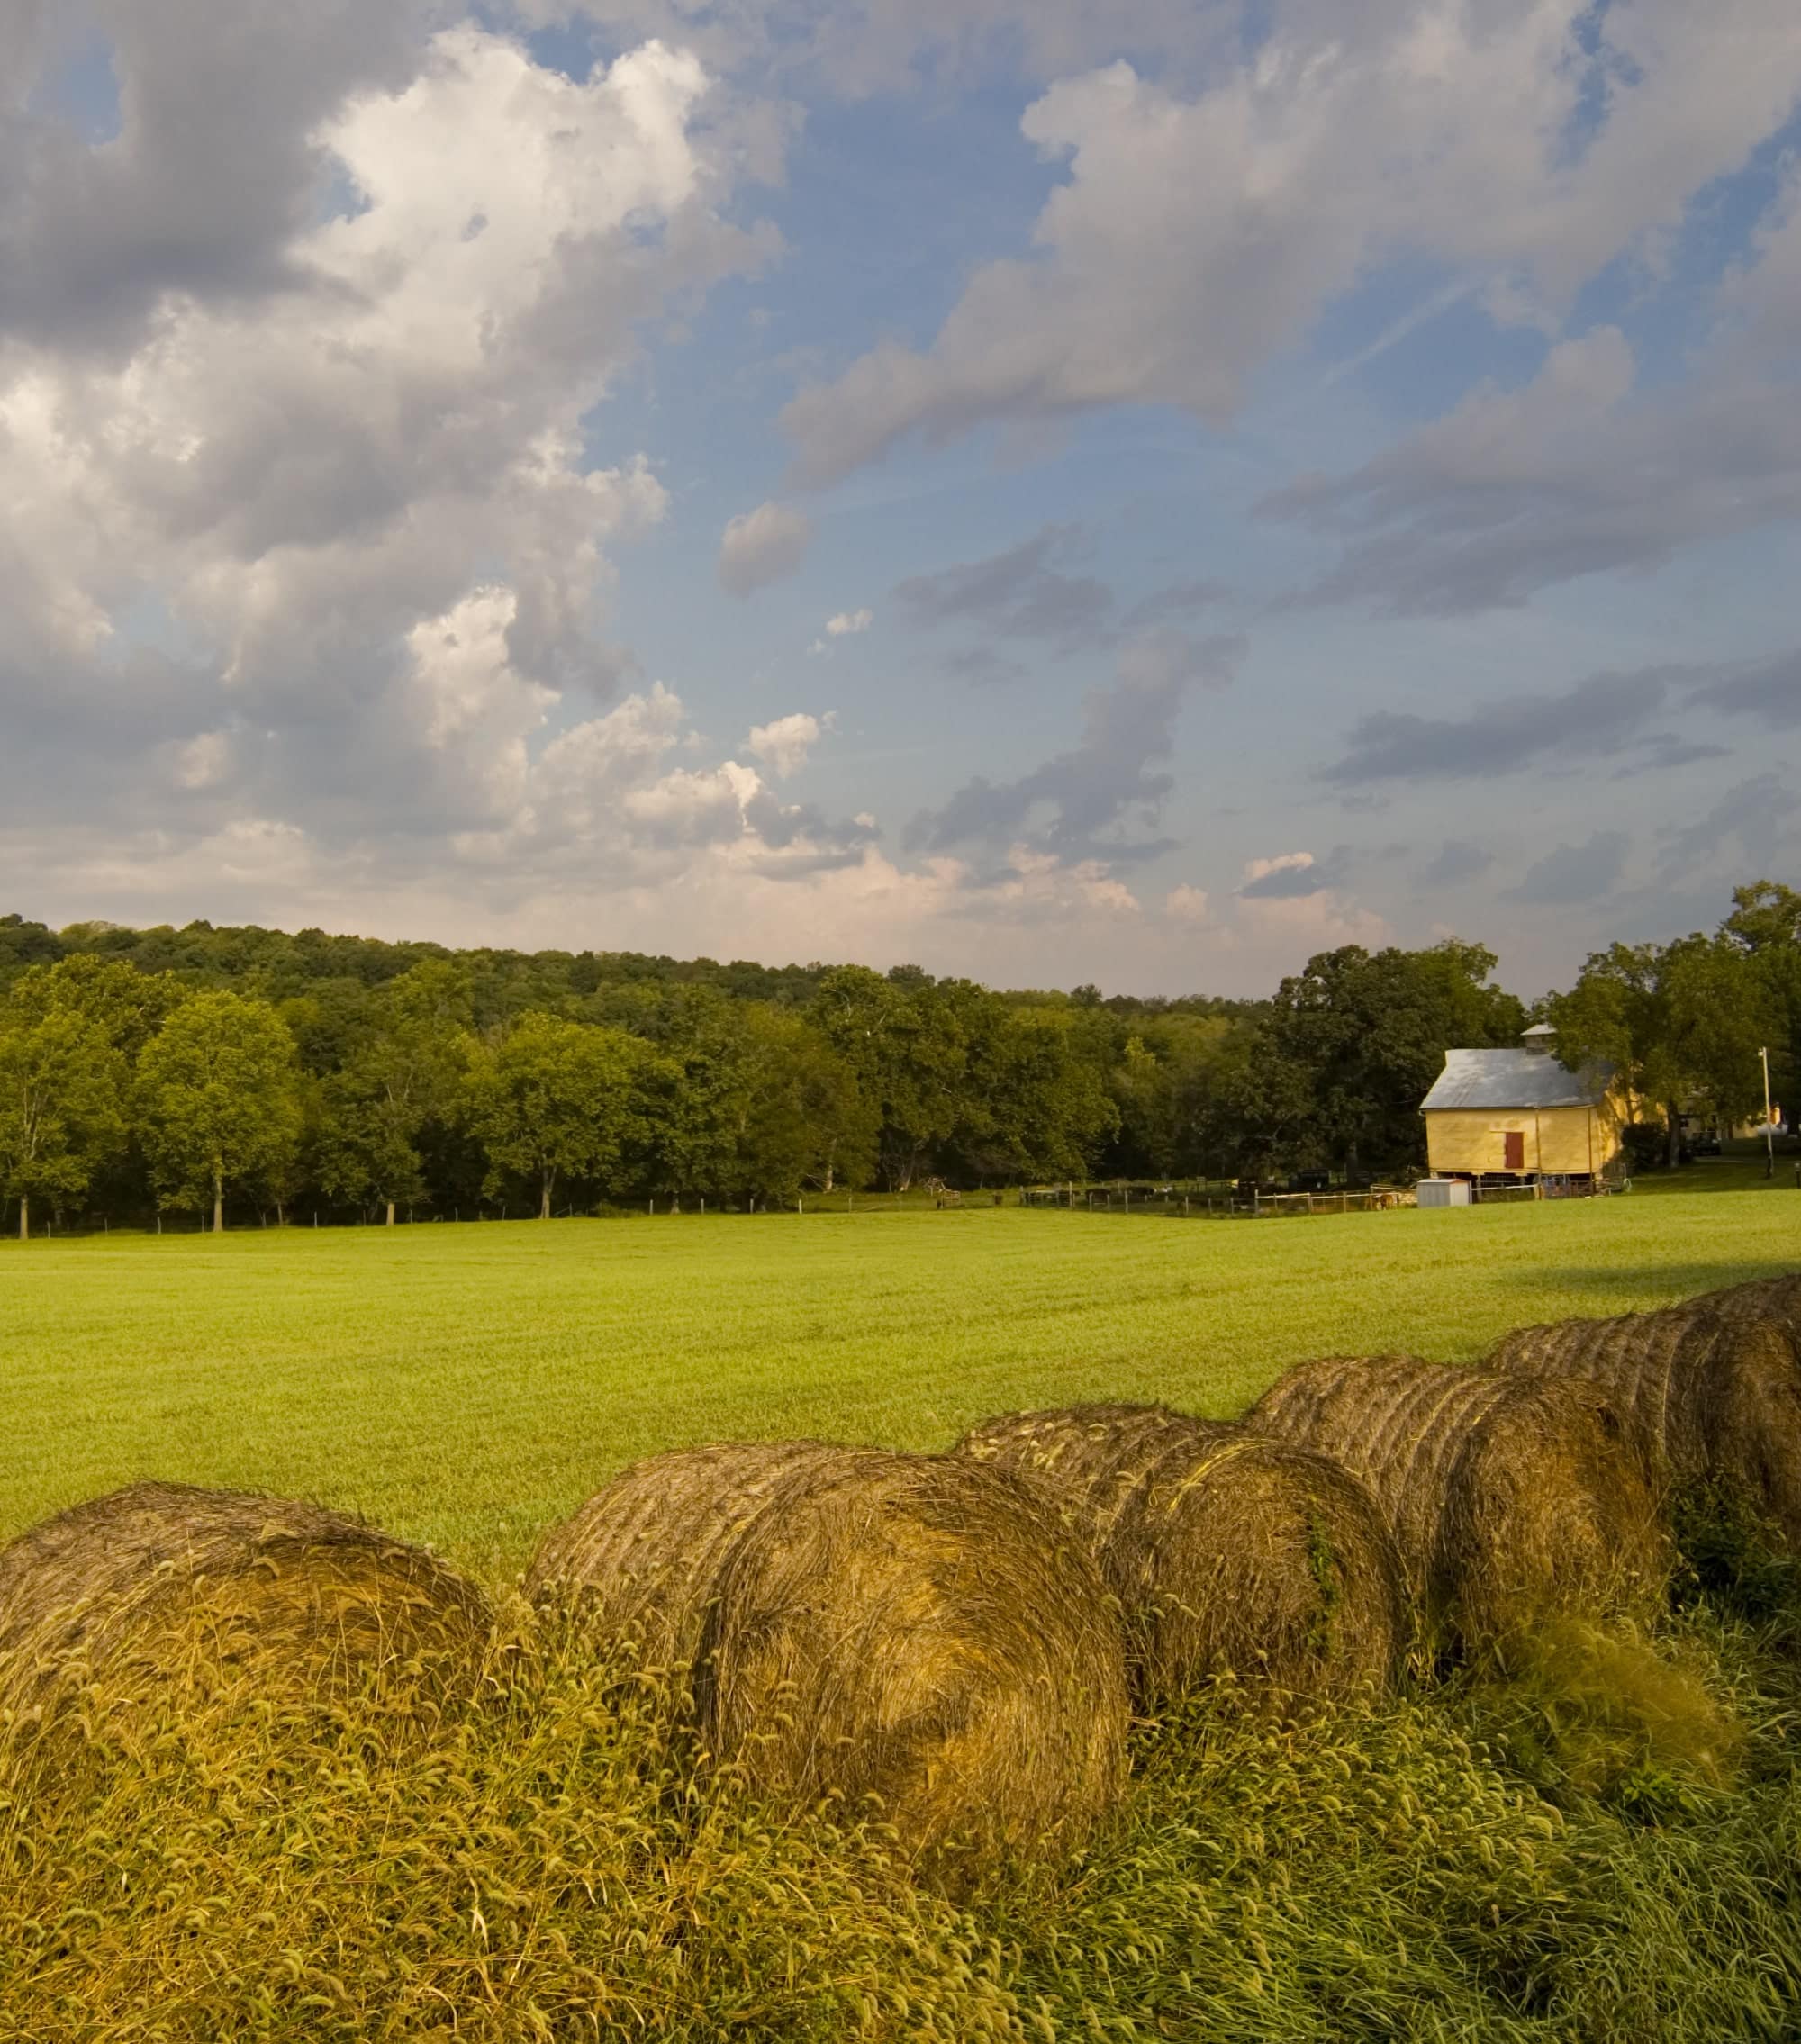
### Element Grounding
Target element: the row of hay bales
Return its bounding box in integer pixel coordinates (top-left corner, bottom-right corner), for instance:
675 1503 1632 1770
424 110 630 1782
3 1272 1796 1884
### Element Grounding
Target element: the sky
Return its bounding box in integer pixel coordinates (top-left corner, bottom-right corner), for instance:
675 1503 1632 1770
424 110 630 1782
2 0 1798 998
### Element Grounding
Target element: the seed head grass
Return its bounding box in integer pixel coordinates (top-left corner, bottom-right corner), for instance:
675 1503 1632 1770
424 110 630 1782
4 1595 1800 2040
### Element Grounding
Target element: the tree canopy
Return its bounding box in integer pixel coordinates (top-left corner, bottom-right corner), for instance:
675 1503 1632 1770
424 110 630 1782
136 991 304 1230
0 881 1790 1229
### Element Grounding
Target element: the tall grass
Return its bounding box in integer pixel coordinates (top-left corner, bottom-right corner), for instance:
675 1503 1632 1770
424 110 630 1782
4 1597 1797 2041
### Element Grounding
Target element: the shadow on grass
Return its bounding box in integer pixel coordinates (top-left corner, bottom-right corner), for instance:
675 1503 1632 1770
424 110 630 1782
1493 1262 1796 1301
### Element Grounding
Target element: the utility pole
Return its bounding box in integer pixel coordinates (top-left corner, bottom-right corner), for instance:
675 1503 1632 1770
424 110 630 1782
1760 1046 1776 1180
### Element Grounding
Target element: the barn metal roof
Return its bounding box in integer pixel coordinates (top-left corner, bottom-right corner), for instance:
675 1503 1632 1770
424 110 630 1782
1420 1048 1612 1112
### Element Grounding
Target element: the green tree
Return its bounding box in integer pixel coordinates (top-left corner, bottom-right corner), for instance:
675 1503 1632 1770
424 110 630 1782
810 966 976 1190
11 953 187 1059
953 1005 1118 1184
720 1005 878 1203
1105 1012 1248 1180
461 1014 664 1219
1236 941 1525 1179
1662 936 1778 1138
1724 880 1801 1117
1546 944 1659 1125
0 1003 124 1238
136 991 303 1231
1552 935 1777 1163
316 963 469 1224
638 987 760 1206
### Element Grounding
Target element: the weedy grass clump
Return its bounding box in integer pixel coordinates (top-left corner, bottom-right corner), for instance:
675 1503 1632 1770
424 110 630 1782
955 1403 1407 1710
1449 1618 1743 1816
0 1482 492 1744
1245 1356 1672 1660
0 1610 1023 2043
1489 1301 1801 1555
1 1600 1798 2040
526 1442 1130 1881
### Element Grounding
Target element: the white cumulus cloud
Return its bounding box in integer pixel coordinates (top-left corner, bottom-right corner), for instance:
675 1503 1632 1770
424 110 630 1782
747 710 835 777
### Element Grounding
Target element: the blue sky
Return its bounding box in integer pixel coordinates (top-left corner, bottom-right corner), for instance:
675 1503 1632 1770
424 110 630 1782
2 0 1797 995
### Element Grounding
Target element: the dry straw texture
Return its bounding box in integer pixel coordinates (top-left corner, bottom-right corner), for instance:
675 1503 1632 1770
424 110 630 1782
1489 1289 1801 1548
0 1481 493 1725
1246 1358 1671 1657
955 1403 1407 1709
526 1441 1129 1877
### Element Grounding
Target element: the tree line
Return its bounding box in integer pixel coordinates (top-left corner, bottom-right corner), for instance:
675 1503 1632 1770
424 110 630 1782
0 881 1795 1234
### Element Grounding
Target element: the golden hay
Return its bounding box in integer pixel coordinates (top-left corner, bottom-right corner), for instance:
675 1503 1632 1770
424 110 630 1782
1489 1297 1801 1549
0 1482 493 1723
955 1403 1407 1709
1245 1357 1671 1659
526 1442 1128 1877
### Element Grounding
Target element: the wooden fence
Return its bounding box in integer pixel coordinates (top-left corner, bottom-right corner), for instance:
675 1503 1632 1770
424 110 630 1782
1020 1184 1407 1218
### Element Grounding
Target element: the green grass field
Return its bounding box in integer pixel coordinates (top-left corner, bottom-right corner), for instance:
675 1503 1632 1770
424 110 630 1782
5 1185 1797 1581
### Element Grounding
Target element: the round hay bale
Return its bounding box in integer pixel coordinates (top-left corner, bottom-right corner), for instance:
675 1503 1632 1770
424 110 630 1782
1489 1304 1801 1550
1245 1357 1671 1658
526 1443 1128 1877
0 1482 493 1724
1702 1271 1801 1348
954 1403 1407 1709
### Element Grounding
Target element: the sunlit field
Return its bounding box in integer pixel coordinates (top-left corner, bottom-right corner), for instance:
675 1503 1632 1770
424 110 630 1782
5 1186 1796 1583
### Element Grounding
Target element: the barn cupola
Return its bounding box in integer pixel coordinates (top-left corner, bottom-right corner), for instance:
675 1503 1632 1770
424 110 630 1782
1522 1023 1558 1055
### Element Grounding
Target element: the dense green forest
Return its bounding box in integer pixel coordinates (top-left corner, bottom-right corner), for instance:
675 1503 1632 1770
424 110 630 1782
0 882 1796 1231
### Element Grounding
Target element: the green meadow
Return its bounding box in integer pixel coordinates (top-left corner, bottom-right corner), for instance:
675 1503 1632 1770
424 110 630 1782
3 1184 1796 1583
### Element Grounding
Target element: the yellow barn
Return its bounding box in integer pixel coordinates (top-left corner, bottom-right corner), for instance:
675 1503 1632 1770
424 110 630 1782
1421 1027 1625 1185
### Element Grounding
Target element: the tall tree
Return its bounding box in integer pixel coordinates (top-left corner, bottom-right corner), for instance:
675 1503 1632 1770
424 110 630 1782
953 1005 1118 1184
1724 880 1801 1115
136 992 303 1231
1237 941 1525 1179
316 963 468 1224
1552 935 1777 1162
0 1004 124 1238
461 1014 664 1218
10 953 187 1059
810 966 975 1190
721 1004 878 1203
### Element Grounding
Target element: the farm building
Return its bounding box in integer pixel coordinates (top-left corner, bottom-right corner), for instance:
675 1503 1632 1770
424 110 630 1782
1420 1027 1625 1186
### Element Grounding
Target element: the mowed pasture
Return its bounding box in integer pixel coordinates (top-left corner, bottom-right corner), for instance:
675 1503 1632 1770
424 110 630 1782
3 1188 1796 1583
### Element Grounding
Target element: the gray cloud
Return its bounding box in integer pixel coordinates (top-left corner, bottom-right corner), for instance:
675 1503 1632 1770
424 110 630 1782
905 630 1244 863
1657 773 1798 878
1614 733 1733 778
1320 667 1666 785
1122 577 1229 629
1507 830 1629 906
1237 847 1353 900
898 529 1229 674
0 1 438 354
1688 652 1801 729
1419 840 1495 888
895 525 1111 651
1266 330 1801 616
939 644 1026 685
